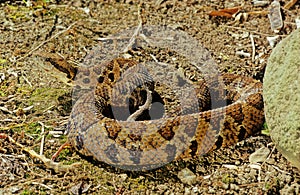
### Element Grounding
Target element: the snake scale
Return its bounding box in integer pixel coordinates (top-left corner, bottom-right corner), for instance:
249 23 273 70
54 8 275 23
66 58 264 171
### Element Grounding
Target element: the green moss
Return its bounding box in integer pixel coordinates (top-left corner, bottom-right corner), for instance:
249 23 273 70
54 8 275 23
7 5 30 21
264 182 271 190
29 87 68 111
27 122 41 134
46 133 53 139
222 174 235 184
11 122 39 134
6 1 58 23
261 122 270 136
0 88 7 97
11 122 52 141
126 177 147 191
0 58 7 64
20 189 32 195
16 86 33 96
57 148 71 161
59 135 68 144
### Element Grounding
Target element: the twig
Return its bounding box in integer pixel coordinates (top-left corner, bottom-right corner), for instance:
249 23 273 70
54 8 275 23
0 153 26 158
122 5 144 53
96 36 132 41
236 50 251 57
264 145 276 166
284 0 298 9
31 182 52 190
127 87 152 122
122 20 143 53
222 25 287 37
256 145 276 182
51 142 71 161
4 135 81 172
249 34 256 62
0 106 13 114
247 10 269 16
21 73 32 87
16 22 77 62
149 54 169 66
271 164 293 175
38 121 45 156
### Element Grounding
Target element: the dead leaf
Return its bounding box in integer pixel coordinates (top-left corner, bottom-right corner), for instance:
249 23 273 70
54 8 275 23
209 7 240 18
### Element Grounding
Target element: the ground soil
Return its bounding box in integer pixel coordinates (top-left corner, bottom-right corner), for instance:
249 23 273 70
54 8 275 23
0 0 299 194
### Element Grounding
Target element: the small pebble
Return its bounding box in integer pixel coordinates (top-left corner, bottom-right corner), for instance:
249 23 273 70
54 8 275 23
119 174 127 182
230 183 240 191
249 146 270 164
184 187 191 195
222 183 230 190
222 164 238 169
177 168 197 185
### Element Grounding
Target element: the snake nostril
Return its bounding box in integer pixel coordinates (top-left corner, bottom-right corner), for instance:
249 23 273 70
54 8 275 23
98 76 105 83
83 78 90 84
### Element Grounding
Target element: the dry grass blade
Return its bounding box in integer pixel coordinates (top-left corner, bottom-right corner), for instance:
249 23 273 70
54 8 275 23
16 22 77 62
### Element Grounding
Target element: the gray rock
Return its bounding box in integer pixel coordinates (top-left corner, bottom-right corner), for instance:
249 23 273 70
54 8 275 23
177 168 197 185
264 28 300 170
249 146 270 164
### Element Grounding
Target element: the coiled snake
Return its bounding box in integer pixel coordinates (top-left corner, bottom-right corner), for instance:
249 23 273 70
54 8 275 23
65 58 264 171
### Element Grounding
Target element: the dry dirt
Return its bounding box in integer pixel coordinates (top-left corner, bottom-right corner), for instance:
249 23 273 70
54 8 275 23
0 0 300 194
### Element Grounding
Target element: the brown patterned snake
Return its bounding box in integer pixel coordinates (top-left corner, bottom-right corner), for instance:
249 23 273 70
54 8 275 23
65 58 264 171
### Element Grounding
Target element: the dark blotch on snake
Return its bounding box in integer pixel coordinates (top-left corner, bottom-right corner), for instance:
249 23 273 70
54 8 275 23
164 144 177 163
104 144 120 164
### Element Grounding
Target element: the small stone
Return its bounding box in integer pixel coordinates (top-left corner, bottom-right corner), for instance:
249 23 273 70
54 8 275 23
248 169 258 181
296 18 300 29
203 174 211 179
119 174 128 182
249 146 270 164
208 187 216 193
249 164 261 170
139 176 145 180
177 168 197 185
157 184 168 192
192 187 198 193
267 35 280 48
230 183 240 191
184 187 191 195
222 183 230 190
253 0 269 7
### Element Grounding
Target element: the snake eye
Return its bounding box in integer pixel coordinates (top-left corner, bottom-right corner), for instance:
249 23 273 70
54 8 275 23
76 135 84 150
108 73 115 82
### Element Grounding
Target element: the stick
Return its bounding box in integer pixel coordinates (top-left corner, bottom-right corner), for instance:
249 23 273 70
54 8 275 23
250 34 256 62
127 87 152 122
284 0 298 9
122 4 144 53
4 135 80 172
122 20 143 53
16 22 77 62
38 121 45 156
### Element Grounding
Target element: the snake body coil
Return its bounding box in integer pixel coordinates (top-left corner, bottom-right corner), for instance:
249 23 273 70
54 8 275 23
67 58 264 171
